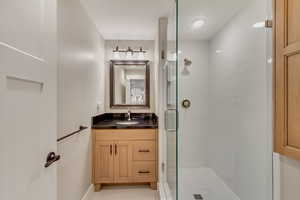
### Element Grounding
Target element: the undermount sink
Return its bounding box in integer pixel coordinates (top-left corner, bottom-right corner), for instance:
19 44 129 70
116 121 139 125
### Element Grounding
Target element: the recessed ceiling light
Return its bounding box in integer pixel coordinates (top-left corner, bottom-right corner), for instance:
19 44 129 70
193 19 206 29
215 50 223 54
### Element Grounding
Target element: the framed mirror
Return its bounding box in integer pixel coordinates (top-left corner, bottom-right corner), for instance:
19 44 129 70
110 60 150 108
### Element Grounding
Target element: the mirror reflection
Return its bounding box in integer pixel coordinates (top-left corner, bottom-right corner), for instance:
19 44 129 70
110 60 149 107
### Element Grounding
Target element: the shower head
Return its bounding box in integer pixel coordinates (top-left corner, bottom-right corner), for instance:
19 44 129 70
184 58 192 66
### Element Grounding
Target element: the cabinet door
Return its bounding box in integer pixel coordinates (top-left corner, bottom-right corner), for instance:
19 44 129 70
275 0 300 161
114 141 133 183
94 141 114 183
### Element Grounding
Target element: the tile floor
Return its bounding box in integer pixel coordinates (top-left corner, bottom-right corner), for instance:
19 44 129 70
90 185 159 200
179 168 239 200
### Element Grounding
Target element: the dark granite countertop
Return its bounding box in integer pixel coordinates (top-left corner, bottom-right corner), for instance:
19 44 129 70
92 113 158 129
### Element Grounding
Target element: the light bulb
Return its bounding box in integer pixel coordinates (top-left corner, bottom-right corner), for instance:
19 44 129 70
138 52 144 60
126 51 132 59
113 51 120 59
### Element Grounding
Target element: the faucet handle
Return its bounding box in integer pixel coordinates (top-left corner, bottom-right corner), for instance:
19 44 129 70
127 110 132 121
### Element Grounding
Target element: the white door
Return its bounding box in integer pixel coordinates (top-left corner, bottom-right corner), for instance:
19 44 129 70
0 0 58 200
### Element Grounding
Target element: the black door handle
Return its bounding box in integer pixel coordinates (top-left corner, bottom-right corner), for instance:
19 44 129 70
139 149 150 153
138 170 150 174
45 152 61 168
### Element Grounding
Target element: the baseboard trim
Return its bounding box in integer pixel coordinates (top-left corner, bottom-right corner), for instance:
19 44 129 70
158 182 166 200
81 184 93 200
82 183 173 200
164 182 173 200
159 182 173 200
273 153 281 200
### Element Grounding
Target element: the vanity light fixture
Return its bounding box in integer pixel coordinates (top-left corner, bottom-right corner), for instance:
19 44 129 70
113 46 147 59
138 47 145 59
113 46 120 59
127 47 133 54
126 47 133 58
126 52 132 59
114 52 120 59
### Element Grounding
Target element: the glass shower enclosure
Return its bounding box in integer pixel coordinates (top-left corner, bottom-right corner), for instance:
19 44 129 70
164 0 274 199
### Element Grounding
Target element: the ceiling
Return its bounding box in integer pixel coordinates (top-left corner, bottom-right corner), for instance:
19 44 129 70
178 0 250 40
81 0 250 41
81 0 174 40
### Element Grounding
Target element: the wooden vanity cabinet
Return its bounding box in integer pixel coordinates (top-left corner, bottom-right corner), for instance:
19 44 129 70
92 129 158 191
94 141 114 183
114 141 133 183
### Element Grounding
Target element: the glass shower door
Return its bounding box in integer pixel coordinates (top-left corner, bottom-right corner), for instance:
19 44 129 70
176 0 273 200
165 54 177 200
164 6 178 199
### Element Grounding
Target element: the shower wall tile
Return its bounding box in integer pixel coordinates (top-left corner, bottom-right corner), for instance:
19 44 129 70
178 40 210 168
207 0 272 199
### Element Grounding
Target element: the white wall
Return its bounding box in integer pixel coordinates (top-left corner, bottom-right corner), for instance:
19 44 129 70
207 0 272 199
105 40 156 113
280 156 300 200
178 40 210 168
57 0 105 199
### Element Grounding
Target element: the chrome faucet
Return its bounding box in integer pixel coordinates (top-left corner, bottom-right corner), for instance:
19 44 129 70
127 110 132 121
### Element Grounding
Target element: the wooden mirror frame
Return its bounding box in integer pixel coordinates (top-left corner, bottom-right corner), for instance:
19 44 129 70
110 60 150 108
